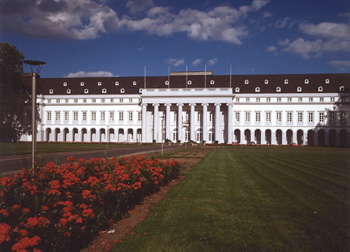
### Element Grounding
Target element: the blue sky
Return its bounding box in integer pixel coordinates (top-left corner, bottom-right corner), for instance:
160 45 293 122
1 0 349 78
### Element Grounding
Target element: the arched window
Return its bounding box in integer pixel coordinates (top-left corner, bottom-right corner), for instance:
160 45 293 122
102 88 107 94
165 80 169 85
235 87 240 92
255 87 260 92
276 87 281 92
244 80 249 84
121 88 125 93
304 79 309 84
325 79 330 84
84 89 89 94
63 82 67 86
115 81 119 86
297 86 302 92
139 88 142 93
98 81 102 86
318 86 323 92
80 82 84 86
210 80 215 85
133 81 137 85
49 89 54 94
284 79 288 84
264 79 268 84
187 80 192 85
67 89 71 94
339 86 345 92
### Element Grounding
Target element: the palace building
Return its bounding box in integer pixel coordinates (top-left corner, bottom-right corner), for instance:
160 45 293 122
21 72 350 146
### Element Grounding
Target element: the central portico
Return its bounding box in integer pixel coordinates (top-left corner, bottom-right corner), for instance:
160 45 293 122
141 88 234 144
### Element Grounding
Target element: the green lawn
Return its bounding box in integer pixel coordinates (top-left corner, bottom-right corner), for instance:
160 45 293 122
112 147 350 252
0 142 143 156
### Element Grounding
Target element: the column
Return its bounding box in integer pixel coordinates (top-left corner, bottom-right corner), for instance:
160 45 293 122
240 130 245 144
227 103 233 144
153 104 159 142
325 130 329 146
202 103 208 142
177 104 183 142
215 103 221 142
314 131 319 146
293 131 297 145
271 130 276 145
165 104 171 141
190 103 196 142
251 130 255 144
141 104 147 143
282 130 287 145
261 130 266 145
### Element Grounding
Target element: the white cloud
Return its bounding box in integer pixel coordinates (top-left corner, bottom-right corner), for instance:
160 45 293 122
65 71 114 77
125 0 154 14
166 58 185 67
328 60 350 71
207 58 218 66
192 58 203 66
0 0 270 44
277 21 350 58
0 0 120 39
120 0 269 44
266 45 277 52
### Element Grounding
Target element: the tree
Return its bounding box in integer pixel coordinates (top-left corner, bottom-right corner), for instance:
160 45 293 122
0 42 31 142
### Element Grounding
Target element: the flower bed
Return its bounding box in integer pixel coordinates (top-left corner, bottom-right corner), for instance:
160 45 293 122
0 155 181 252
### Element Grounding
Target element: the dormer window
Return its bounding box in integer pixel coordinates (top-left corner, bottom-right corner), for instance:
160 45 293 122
115 81 119 86
284 79 288 84
318 86 323 92
98 81 102 86
165 80 169 85
139 88 142 93
120 88 125 93
80 82 84 86
210 80 215 85
304 79 309 84
49 89 54 94
255 87 260 92
235 87 240 92
244 80 249 85
187 80 192 85
339 86 345 92
67 89 71 94
84 89 89 94
264 79 268 84
102 88 107 94
63 82 67 86
276 87 281 92
325 79 330 84
297 86 302 92
133 81 137 85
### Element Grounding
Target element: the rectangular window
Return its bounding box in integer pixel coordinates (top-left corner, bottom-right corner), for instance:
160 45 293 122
91 112 96 121
129 99 132 103
256 98 260 102
320 97 324 102
319 112 324 122
298 112 303 122
340 111 347 122
308 112 313 122
266 112 271 122
255 112 261 122
246 98 250 102
128 112 133 121
73 112 78 121
47 112 52 121
235 112 240 122
110 112 114 121
64 112 69 121
330 112 335 122
277 97 281 102
185 112 189 123
101 112 105 121
197 112 201 122
277 112 282 122
309 97 313 102
174 112 177 122
208 132 213 142
55 112 60 121
173 132 177 142
267 97 271 102
209 112 213 122
138 112 142 121
298 97 303 102
245 112 250 122
119 112 124 121
288 97 292 102
287 112 292 122
83 112 87 121
331 97 335 102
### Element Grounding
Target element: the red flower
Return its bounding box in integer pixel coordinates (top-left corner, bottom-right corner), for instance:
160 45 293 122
67 156 76 162
0 209 9 217
40 206 49 211
22 208 30 215
19 229 28 237
82 190 91 199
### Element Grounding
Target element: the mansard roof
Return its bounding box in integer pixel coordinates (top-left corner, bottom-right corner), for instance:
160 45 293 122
30 73 350 95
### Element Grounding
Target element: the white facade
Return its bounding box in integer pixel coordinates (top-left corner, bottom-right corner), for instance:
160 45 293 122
21 73 350 146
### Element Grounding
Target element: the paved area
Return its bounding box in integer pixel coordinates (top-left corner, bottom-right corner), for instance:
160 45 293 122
0 144 191 177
